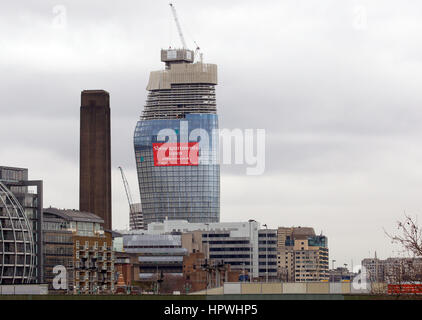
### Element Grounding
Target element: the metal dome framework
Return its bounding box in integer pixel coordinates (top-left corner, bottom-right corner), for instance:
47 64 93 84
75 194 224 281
0 181 35 284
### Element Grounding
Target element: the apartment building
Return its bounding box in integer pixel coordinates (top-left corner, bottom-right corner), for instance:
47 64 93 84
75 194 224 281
277 227 329 282
362 256 422 283
42 208 114 294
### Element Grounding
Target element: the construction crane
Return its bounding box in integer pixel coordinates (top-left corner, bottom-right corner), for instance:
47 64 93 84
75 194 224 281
193 40 203 63
169 3 187 49
118 166 137 230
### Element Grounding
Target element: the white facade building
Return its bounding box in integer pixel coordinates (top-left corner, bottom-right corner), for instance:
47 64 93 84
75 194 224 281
147 219 261 278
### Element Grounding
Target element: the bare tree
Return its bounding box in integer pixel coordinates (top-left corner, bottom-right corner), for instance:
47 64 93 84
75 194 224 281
386 215 422 257
159 274 185 294
385 215 422 295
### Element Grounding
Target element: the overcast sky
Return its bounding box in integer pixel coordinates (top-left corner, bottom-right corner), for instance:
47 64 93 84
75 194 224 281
1 0 422 268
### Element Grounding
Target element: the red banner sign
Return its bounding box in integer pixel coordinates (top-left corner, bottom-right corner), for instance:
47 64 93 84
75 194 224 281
388 284 422 294
153 142 199 166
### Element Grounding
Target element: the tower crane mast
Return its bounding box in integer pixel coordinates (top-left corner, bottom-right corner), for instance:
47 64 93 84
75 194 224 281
118 166 137 229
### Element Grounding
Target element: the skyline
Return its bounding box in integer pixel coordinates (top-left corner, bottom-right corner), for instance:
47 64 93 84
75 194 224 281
1 0 422 269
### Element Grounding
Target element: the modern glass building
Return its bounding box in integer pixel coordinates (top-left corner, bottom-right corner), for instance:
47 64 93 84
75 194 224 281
134 48 220 227
0 181 36 284
0 166 43 284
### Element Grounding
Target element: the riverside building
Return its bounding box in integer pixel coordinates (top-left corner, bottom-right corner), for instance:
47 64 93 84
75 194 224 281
134 48 219 228
42 208 115 294
0 166 43 284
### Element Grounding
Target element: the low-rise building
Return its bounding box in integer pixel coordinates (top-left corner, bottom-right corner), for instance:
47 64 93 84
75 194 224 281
328 267 354 282
42 207 115 294
146 219 260 278
183 252 242 293
123 233 187 280
362 256 422 283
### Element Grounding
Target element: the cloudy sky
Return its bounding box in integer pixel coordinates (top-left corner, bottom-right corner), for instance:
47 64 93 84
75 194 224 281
1 0 422 268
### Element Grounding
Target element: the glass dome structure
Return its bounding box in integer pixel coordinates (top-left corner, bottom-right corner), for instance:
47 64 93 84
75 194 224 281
0 181 35 284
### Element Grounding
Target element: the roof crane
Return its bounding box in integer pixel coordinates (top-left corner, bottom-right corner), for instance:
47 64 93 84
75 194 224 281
118 166 137 230
169 3 187 49
193 40 203 63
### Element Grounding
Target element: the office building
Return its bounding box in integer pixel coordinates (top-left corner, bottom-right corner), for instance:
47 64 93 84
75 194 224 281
0 166 43 283
43 207 115 294
80 90 112 230
122 233 187 280
277 227 329 282
134 48 220 227
258 228 278 280
145 219 261 279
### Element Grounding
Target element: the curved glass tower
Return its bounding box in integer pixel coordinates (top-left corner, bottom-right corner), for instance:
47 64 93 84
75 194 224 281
134 48 220 227
0 181 36 284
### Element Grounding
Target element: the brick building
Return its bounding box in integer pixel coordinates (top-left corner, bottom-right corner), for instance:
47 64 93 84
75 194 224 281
43 207 115 294
183 252 242 293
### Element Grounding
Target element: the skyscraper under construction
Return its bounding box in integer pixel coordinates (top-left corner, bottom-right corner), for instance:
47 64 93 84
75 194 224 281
133 48 220 227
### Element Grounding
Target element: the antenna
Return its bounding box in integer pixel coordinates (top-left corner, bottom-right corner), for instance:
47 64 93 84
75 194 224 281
169 3 187 49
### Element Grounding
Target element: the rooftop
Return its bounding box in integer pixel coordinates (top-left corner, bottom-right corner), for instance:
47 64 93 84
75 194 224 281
43 207 104 224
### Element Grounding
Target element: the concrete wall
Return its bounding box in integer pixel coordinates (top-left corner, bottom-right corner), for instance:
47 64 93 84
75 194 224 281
224 283 241 294
191 287 224 295
342 282 351 294
238 283 283 294
241 283 262 294
307 283 330 294
283 283 307 294
262 283 283 294
192 282 374 295
232 282 370 294
0 284 48 295
330 282 342 294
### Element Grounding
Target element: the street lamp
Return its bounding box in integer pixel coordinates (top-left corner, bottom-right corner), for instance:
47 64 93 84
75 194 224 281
331 259 336 282
248 219 256 283
263 224 268 283
343 263 348 282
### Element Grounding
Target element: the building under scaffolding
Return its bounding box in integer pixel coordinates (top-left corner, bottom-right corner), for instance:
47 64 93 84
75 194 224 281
134 48 220 227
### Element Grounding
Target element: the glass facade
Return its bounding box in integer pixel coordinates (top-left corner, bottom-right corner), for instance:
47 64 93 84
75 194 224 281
0 181 36 284
0 166 43 283
134 113 220 225
134 51 220 228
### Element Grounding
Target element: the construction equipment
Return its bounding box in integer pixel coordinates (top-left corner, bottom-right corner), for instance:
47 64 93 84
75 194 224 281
118 166 137 230
169 3 204 63
169 3 187 49
194 40 203 63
